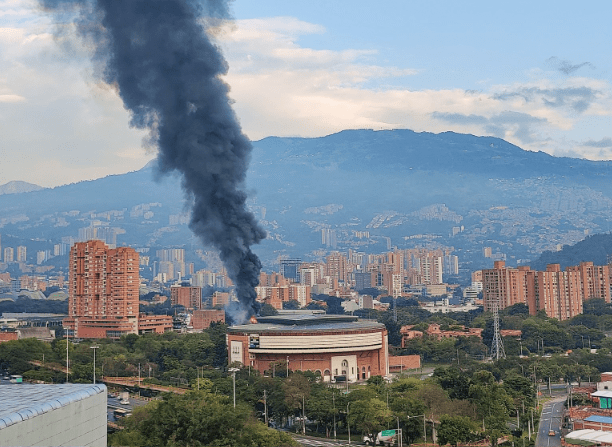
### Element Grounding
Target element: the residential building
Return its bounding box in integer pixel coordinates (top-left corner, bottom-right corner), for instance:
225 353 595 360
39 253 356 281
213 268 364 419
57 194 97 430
255 284 312 309
400 323 483 347
191 309 225 330
63 240 170 339
325 252 350 285
170 285 202 309
280 258 302 283
482 260 610 320
3 247 14 263
16 245 26 263
354 272 372 291
211 291 230 307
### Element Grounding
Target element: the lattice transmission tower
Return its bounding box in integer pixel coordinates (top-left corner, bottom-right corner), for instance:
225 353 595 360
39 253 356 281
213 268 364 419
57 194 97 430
490 300 505 360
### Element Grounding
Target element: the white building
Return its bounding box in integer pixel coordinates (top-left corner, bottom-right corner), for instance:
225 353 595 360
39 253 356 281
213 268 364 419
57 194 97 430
0 383 107 447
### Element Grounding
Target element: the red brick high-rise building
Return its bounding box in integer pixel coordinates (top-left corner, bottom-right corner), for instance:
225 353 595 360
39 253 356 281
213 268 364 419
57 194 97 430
64 240 171 338
482 260 610 321
170 285 202 310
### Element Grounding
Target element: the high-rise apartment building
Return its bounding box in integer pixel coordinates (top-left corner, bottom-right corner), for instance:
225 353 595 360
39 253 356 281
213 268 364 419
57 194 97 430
156 248 185 279
354 272 372 291
299 263 323 287
444 254 459 275
482 260 609 321
280 258 302 283
3 247 14 263
255 283 312 309
16 246 27 263
64 240 170 338
170 285 202 309
193 269 216 287
325 252 350 285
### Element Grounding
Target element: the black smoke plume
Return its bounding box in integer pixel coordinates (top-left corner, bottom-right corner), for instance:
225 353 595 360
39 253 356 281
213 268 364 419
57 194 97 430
40 0 266 322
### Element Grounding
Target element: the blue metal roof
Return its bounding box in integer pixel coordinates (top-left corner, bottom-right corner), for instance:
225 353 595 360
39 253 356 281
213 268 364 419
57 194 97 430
585 415 612 424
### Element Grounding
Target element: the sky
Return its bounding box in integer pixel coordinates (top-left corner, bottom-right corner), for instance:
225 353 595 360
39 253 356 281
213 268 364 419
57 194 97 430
1 0 612 187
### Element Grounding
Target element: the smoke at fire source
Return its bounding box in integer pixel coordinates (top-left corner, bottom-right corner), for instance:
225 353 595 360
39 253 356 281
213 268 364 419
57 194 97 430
39 0 266 323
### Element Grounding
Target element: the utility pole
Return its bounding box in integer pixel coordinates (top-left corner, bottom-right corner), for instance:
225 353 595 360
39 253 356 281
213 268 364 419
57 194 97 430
65 332 69 383
347 402 351 446
90 345 99 384
333 392 337 440
229 367 239 408
263 390 268 426
302 395 306 435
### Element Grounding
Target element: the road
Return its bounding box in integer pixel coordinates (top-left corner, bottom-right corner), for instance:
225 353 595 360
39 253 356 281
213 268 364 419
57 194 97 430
292 434 356 447
107 395 149 422
536 398 565 447
294 436 352 447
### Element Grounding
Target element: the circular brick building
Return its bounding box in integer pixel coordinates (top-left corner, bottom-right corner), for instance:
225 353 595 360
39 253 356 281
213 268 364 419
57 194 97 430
226 314 389 382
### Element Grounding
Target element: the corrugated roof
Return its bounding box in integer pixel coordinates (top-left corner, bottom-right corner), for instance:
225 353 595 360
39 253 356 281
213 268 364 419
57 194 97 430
0 384 106 430
566 429 612 444
585 415 612 424
592 390 612 398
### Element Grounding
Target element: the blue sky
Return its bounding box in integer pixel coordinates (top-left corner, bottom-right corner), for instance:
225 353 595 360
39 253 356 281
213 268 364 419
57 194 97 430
1 0 612 186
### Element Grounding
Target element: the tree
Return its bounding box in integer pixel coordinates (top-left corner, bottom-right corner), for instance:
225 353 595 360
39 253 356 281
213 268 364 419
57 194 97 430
583 298 612 316
282 373 312 428
259 304 279 316
282 300 300 310
307 385 340 437
109 390 298 447
437 415 478 447
349 398 393 436
434 366 471 400
468 371 512 447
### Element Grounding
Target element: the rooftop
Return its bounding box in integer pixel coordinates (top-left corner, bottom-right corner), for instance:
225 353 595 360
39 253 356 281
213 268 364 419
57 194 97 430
585 415 612 424
592 391 612 398
0 384 106 430
565 429 612 445
229 314 384 333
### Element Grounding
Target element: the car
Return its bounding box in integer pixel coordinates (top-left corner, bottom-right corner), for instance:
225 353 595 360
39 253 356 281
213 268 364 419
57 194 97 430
549 430 555 436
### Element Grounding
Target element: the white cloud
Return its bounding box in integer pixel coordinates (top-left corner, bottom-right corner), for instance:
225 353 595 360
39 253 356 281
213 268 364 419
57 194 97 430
217 18 612 161
0 94 25 102
3 7 612 187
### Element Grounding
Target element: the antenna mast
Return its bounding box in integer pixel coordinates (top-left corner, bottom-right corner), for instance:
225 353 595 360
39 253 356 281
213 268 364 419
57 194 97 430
490 300 505 360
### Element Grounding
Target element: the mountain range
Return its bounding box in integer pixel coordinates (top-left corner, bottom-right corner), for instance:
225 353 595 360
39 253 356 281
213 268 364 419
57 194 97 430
2 129 612 281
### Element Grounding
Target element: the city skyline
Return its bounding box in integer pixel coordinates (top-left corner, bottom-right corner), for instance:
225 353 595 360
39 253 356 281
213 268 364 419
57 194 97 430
1 0 612 187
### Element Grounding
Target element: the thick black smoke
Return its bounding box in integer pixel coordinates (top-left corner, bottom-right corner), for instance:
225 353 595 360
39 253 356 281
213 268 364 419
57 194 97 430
40 0 266 322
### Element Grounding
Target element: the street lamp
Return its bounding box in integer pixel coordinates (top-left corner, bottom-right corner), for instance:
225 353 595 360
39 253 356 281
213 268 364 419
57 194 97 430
229 367 240 408
347 402 352 445
407 414 426 444
90 345 99 384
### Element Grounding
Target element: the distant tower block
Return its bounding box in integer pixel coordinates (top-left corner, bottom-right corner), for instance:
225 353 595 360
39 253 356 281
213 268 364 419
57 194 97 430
490 300 505 360
280 258 302 283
